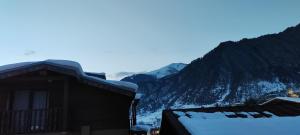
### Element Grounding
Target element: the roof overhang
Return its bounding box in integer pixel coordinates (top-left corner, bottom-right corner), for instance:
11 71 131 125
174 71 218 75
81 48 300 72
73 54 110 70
0 60 137 98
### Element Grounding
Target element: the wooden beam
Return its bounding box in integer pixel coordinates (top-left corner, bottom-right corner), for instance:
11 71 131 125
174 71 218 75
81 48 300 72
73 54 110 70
62 78 69 131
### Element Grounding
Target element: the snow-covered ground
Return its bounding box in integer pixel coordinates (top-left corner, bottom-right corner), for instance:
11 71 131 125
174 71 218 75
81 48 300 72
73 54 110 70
257 78 287 93
172 101 203 109
137 103 213 127
216 84 231 103
137 107 164 127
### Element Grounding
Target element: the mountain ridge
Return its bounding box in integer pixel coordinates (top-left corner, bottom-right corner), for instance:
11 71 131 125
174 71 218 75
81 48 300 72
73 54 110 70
136 23 300 122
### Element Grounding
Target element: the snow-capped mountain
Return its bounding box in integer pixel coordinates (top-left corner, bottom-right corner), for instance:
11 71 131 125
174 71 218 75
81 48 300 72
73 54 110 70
134 23 300 125
107 72 137 80
146 63 187 79
108 63 186 81
121 63 187 83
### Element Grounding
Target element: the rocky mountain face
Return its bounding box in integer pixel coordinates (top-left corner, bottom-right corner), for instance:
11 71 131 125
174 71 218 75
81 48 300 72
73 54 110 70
125 24 300 117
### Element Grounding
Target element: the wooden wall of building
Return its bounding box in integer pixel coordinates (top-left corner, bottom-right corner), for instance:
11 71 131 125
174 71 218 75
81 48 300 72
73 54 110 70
68 79 133 132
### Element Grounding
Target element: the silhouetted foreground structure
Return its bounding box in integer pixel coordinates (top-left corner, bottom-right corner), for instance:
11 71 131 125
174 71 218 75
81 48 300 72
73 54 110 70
0 60 138 135
160 97 300 135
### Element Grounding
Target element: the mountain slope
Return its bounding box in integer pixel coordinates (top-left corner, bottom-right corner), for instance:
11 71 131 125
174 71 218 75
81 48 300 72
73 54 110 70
122 74 157 84
137 23 300 118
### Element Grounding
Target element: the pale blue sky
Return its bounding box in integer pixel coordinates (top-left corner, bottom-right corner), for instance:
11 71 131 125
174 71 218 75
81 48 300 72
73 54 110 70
0 0 300 75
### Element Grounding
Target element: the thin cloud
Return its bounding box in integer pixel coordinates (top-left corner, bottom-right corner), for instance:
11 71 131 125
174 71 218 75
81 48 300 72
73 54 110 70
24 50 36 56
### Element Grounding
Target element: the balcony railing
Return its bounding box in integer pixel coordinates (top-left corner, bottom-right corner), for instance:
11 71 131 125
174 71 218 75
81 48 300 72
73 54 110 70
0 108 63 134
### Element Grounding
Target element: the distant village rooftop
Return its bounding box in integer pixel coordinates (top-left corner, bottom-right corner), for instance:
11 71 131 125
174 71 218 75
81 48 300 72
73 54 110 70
0 59 138 96
160 97 300 135
171 110 300 135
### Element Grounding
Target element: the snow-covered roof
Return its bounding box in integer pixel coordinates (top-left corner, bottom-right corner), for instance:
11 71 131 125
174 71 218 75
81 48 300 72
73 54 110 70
261 97 300 105
174 111 300 135
0 60 138 96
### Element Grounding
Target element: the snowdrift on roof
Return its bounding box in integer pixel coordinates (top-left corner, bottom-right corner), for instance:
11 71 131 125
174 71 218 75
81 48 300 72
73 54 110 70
0 59 138 93
174 111 300 135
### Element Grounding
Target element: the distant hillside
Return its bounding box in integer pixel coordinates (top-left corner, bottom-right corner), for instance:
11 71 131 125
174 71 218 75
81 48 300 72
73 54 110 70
122 74 157 84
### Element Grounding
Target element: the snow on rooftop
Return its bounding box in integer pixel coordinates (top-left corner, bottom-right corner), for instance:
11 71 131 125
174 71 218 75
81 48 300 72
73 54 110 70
174 111 300 135
0 62 34 73
106 80 138 91
187 112 226 119
0 60 138 92
46 59 83 70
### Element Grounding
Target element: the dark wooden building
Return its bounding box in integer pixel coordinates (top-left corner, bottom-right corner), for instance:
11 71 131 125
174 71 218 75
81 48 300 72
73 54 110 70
260 97 300 108
160 98 300 135
0 60 138 135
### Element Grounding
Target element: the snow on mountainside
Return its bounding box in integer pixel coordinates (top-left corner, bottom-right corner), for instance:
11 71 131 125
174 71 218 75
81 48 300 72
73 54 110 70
108 63 186 80
135 23 300 126
121 63 187 84
107 72 137 80
146 63 187 79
